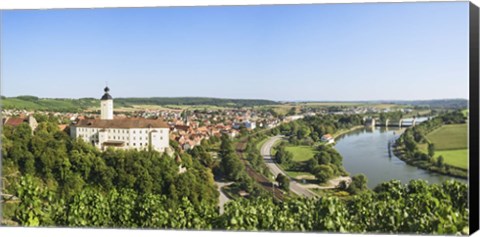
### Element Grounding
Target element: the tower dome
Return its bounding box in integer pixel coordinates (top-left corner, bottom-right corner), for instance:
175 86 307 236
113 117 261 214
101 87 113 100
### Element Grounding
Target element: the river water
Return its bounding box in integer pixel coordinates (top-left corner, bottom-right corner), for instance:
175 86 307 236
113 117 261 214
334 126 466 189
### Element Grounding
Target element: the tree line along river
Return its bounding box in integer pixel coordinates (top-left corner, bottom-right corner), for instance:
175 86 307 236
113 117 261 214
334 123 466 189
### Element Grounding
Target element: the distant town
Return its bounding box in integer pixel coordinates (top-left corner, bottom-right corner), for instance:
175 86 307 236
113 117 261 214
2 86 456 154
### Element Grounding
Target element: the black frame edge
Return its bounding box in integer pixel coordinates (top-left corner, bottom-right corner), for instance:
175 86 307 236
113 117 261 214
469 1 479 235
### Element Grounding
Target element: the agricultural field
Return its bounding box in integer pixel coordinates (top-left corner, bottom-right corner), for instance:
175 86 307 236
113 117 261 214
435 149 468 170
285 146 317 162
426 124 468 150
423 124 468 169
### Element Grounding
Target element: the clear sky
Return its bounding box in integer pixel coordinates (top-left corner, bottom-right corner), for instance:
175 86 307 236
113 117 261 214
1 2 470 101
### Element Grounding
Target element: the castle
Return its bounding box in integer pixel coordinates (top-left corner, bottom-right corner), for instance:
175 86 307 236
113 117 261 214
70 87 170 152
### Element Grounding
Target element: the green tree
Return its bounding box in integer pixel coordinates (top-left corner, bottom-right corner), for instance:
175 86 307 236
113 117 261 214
347 174 368 195
437 155 445 168
13 175 53 226
313 165 333 183
276 174 290 191
428 143 435 158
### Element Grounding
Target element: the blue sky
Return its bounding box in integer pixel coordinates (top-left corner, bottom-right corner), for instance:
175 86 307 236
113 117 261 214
1 2 469 101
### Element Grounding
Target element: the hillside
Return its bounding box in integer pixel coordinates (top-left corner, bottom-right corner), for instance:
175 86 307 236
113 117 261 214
0 96 279 112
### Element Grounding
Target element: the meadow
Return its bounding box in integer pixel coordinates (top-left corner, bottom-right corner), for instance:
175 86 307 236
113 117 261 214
421 124 468 169
285 146 317 162
426 124 468 150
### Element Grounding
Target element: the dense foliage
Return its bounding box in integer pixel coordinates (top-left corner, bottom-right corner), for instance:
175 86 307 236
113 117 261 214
8 175 469 235
270 114 363 145
2 121 219 224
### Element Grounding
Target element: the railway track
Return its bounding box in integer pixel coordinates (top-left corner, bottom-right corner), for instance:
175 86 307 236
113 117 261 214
235 138 284 201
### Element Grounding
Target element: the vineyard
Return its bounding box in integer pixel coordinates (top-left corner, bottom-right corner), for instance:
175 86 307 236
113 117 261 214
8 175 469 235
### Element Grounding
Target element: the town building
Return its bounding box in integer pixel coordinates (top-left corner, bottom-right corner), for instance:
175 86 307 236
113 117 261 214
2 115 38 135
321 134 335 144
70 87 170 152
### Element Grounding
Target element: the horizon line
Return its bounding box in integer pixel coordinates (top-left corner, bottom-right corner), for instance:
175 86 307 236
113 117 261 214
1 95 470 103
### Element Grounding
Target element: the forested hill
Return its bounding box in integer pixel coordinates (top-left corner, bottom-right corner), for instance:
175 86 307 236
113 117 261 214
0 96 279 112
113 97 279 107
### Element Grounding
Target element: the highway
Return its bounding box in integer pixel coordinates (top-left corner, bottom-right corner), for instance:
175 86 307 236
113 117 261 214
260 136 317 198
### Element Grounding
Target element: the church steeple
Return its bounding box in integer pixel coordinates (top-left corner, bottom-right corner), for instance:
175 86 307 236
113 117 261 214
100 86 113 120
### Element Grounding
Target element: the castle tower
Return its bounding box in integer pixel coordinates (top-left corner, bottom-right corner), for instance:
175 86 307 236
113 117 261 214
100 86 113 120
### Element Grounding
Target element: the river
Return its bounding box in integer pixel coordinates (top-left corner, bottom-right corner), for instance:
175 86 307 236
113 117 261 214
334 125 466 189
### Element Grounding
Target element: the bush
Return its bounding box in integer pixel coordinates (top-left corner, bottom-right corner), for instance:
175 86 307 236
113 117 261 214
313 165 333 183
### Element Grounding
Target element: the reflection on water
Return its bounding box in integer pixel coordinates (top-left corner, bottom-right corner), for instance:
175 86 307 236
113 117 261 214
335 126 466 189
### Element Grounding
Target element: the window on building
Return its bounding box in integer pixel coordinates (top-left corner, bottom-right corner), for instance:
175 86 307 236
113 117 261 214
140 143 142 146
133 143 136 146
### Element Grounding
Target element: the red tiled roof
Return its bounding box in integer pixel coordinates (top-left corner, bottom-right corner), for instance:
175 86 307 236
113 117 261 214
175 125 190 131
322 134 333 139
4 118 26 127
58 124 68 131
75 118 168 129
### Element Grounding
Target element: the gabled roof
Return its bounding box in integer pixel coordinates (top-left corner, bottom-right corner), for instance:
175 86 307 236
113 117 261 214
3 117 26 127
75 118 169 129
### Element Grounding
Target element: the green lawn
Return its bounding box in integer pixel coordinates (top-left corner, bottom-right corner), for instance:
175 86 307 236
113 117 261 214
285 146 317 162
426 124 467 150
419 123 468 169
436 149 468 169
284 171 316 180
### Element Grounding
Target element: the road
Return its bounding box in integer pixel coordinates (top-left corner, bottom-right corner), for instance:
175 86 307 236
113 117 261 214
260 136 317 198
215 181 233 214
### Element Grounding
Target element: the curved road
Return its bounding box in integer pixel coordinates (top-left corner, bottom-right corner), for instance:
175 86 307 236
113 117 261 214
261 136 317 198
215 181 233 214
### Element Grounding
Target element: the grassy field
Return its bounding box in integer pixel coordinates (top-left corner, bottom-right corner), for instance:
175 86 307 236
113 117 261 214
285 146 317 162
419 123 468 169
436 149 468 169
427 124 467 150
284 171 316 180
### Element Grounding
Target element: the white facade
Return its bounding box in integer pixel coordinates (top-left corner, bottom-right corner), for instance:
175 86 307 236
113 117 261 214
72 126 170 152
71 86 170 152
100 99 113 120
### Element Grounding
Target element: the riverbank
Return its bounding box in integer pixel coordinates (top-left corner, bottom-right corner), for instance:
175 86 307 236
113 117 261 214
392 143 467 179
332 125 364 140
